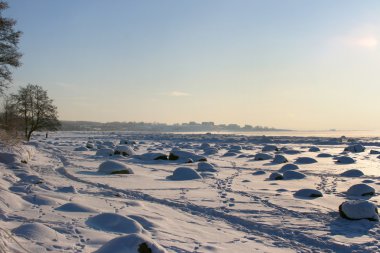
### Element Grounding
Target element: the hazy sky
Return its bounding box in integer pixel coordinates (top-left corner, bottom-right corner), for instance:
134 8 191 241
6 0 380 130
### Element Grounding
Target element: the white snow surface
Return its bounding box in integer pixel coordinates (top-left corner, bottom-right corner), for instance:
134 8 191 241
0 132 380 252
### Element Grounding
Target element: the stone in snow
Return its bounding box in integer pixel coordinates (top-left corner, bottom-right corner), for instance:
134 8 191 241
272 154 288 164
339 200 379 221
346 184 375 197
294 189 323 198
340 169 364 177
344 144 365 153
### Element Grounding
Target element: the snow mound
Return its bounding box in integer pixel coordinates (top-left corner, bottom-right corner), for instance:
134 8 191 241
295 157 317 164
94 233 167 253
203 147 219 155
279 164 299 172
197 162 218 172
344 144 365 153
56 186 77 193
0 189 30 211
222 151 238 157
167 167 202 180
346 184 375 197
317 153 332 158
283 170 306 180
169 149 206 162
12 223 65 242
262 145 278 152
74 146 89 151
96 148 114 157
23 194 58 206
339 200 379 221
308 146 320 152
335 156 356 164
294 189 323 198
254 153 273 161
135 152 168 161
56 202 97 212
272 155 288 164
98 160 134 174
269 172 283 180
87 213 144 234
340 169 364 177
252 170 266 175
114 145 135 156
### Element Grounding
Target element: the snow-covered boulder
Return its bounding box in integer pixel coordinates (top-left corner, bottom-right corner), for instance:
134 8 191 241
94 233 167 253
294 189 323 198
272 155 288 164
335 156 355 164
269 172 283 180
114 145 135 156
98 160 134 174
197 162 218 172
74 146 89 151
167 167 202 180
254 153 273 161
317 153 332 158
344 144 365 153
262 145 278 152
346 184 375 197
169 149 206 162
87 213 144 234
96 148 114 157
135 152 167 161
295 157 317 164
339 200 379 221
308 146 320 152
279 164 299 172
12 223 66 242
283 171 306 180
340 169 364 177
252 170 266 175
56 202 97 212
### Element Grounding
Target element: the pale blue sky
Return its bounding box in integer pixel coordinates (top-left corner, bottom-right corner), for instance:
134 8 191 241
6 0 380 130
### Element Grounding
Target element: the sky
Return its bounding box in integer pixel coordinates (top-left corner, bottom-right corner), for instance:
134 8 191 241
5 0 380 130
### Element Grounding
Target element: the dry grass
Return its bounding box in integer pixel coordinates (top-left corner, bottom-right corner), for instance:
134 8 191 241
0 129 23 148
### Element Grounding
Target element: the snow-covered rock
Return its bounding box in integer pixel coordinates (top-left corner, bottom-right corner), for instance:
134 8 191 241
308 146 320 152
346 184 375 197
344 144 365 153
169 149 206 162
294 189 323 198
295 157 317 164
98 160 134 174
262 145 278 152
340 169 364 177
87 213 145 233
339 200 379 221
167 167 202 180
94 233 167 253
56 202 97 212
283 171 306 180
135 152 168 161
74 146 89 151
335 156 356 164
197 162 218 172
279 163 299 172
12 223 66 242
254 153 273 161
272 154 288 164
269 172 283 180
114 145 135 156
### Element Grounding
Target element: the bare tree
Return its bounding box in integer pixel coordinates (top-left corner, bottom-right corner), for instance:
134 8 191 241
0 1 22 94
12 84 60 141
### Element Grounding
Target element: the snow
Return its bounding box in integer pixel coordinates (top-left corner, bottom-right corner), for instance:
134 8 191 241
1 132 380 252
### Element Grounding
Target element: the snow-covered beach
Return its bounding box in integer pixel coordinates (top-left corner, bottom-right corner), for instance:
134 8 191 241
1 131 380 252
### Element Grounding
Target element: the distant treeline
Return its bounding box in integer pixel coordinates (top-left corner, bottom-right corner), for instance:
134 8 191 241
60 121 290 132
